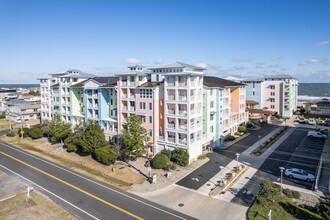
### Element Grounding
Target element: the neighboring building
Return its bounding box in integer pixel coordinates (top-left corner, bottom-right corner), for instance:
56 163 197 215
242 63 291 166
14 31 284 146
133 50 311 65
225 74 298 118
5 99 40 122
303 100 330 115
203 76 248 147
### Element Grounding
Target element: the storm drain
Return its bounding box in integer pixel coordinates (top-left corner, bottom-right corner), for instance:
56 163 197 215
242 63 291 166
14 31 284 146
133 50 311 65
178 203 184 207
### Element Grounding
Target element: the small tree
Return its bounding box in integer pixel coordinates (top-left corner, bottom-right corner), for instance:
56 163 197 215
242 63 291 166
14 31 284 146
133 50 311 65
41 120 50 138
161 149 172 160
173 148 189 167
49 112 72 143
28 126 43 139
121 115 148 159
79 120 106 154
94 146 117 165
151 154 169 169
238 126 247 132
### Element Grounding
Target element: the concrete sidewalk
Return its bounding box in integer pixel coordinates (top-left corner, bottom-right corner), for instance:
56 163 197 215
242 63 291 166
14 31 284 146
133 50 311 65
319 138 330 194
133 185 248 220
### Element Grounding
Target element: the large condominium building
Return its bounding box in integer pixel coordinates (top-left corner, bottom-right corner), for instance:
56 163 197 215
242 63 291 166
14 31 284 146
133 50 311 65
40 62 249 162
225 74 298 118
39 70 96 123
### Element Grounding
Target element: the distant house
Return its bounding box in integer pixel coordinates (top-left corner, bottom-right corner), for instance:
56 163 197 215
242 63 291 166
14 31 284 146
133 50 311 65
6 103 41 122
303 100 330 115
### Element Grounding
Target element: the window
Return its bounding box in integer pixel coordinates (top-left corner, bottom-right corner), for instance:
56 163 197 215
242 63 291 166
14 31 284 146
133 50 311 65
140 116 146 123
210 89 213 96
149 102 152 110
138 76 143 81
140 102 146 110
110 110 113 116
210 101 214 108
270 98 275 102
253 83 255 88
270 92 275 96
211 126 214 133
210 114 214 121
149 116 152 123
149 129 152 137
110 99 113 105
253 92 255 95
270 105 275 109
139 89 153 99
270 85 275 89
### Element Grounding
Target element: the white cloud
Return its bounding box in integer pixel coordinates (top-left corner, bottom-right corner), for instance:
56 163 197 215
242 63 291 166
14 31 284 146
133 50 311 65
122 58 144 64
232 58 253 62
155 59 163 64
271 56 280 61
298 58 328 65
195 63 208 69
318 41 329 46
256 64 280 69
233 65 246 70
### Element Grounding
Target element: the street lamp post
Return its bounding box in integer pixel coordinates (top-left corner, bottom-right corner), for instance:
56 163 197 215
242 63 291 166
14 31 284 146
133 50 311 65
143 139 151 178
279 167 285 190
235 153 240 172
258 135 262 148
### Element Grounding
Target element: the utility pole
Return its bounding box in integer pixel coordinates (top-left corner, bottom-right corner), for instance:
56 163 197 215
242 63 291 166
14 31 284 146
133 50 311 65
20 111 23 140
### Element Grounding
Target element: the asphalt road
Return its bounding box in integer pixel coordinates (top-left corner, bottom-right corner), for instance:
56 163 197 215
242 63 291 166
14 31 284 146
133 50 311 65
176 124 277 190
0 130 194 220
231 126 325 207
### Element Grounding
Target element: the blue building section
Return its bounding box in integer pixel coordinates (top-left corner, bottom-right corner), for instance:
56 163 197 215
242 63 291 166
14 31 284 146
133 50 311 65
245 82 262 108
215 88 224 147
98 88 109 129
84 89 88 122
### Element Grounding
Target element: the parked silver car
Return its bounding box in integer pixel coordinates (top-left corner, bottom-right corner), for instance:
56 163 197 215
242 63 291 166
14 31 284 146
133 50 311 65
284 168 315 182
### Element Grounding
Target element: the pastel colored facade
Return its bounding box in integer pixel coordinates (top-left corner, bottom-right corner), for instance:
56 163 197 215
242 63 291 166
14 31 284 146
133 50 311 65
39 62 250 163
225 74 298 118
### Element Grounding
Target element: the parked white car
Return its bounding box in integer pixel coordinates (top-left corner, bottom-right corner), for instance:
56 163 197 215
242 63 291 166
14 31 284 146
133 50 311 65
307 131 327 139
298 118 306 123
308 118 316 125
284 168 315 182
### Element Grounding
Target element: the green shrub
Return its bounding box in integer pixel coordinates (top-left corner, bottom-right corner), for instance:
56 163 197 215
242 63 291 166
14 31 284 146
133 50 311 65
276 114 282 119
234 131 242 136
281 201 323 220
67 143 77 152
7 130 16 137
0 115 5 119
64 137 71 146
94 146 117 165
238 126 247 132
28 126 43 139
151 153 169 169
173 148 189 167
161 149 172 160
247 121 255 128
283 188 293 198
225 136 235 141
292 190 301 199
198 155 206 160
163 161 177 171
314 195 330 219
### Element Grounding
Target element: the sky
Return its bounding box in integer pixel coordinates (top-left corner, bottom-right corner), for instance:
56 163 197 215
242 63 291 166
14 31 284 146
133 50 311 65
0 0 329 83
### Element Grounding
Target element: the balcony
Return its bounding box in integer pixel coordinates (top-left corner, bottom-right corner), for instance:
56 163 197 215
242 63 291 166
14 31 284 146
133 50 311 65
129 95 135 99
178 139 187 145
284 108 290 111
121 81 127 86
167 82 175 86
168 95 175 101
190 110 195 115
178 110 187 116
178 96 187 101
190 124 195 130
190 96 195 101
158 136 165 141
122 118 127 124
167 137 175 143
128 81 135 86
179 124 187 130
122 106 128 111
129 106 135 111
285 101 290 105
178 82 187 87
122 94 128 99
167 123 175 129
167 109 175 115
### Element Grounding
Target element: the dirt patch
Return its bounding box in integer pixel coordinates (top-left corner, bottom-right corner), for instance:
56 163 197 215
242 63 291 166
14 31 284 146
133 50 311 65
0 192 78 220
0 136 145 190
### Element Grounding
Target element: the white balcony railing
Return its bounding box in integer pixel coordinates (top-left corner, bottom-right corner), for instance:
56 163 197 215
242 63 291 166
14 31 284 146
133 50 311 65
178 82 187 86
129 107 135 111
122 106 128 111
168 95 175 101
167 137 175 143
121 81 127 86
178 96 187 101
167 82 175 86
167 123 175 129
122 94 128 99
179 110 187 116
190 96 195 101
179 124 187 130
168 109 175 115
178 139 187 145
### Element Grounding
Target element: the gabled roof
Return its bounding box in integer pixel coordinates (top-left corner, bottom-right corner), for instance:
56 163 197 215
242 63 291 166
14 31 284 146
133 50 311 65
71 77 119 88
246 108 275 115
148 62 206 70
246 100 259 105
138 81 163 88
203 76 245 88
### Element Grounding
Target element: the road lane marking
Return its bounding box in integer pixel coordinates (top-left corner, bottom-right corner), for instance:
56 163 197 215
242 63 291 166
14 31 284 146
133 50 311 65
0 141 188 220
0 150 143 220
0 164 98 220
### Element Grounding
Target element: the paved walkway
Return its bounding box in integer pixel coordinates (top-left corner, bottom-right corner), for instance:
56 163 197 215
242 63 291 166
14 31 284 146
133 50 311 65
319 138 330 194
133 185 248 220
221 133 252 150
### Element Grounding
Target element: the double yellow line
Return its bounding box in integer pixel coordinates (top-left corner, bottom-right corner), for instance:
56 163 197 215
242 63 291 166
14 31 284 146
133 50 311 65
0 150 143 220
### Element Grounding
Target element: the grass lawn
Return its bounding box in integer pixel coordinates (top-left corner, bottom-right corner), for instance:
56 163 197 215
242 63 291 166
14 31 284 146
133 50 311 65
0 135 146 190
248 179 323 220
0 192 78 220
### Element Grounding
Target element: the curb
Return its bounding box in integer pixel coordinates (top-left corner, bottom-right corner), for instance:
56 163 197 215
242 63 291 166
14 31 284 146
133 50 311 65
0 194 16 202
